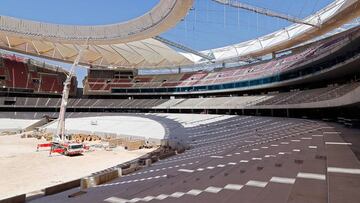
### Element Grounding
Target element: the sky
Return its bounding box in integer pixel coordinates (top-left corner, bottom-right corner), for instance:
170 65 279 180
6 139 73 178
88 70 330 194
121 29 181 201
0 0 333 86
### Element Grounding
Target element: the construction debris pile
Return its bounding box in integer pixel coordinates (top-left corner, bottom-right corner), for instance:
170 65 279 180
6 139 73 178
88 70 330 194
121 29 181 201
0 131 18 136
20 131 53 141
70 134 101 142
102 135 157 151
19 131 156 151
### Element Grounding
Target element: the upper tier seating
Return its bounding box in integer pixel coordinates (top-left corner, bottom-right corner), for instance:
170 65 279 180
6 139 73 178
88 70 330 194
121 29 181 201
84 26 360 95
4 59 29 89
256 82 360 105
0 55 77 95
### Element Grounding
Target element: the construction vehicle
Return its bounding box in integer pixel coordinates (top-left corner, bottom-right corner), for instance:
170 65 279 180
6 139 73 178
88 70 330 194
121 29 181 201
52 142 85 156
37 48 88 156
37 141 87 156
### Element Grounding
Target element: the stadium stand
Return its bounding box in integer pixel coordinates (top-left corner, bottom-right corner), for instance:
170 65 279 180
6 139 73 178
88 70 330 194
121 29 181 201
256 82 360 105
1 81 359 111
83 26 360 95
1 2 360 203
6 112 359 203
0 54 77 95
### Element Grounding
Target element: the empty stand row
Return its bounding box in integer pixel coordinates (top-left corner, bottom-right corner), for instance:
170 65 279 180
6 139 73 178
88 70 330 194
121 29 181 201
0 97 169 109
1 82 359 109
28 114 360 203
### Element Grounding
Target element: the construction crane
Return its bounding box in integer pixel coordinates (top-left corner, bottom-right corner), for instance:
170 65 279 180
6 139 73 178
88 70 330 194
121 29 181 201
55 48 84 143
38 45 88 156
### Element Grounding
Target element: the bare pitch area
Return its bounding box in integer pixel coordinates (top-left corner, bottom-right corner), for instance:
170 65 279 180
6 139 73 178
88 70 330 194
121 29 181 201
0 134 154 199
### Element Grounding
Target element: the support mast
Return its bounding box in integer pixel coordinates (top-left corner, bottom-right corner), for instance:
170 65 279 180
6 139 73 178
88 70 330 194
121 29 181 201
54 46 86 143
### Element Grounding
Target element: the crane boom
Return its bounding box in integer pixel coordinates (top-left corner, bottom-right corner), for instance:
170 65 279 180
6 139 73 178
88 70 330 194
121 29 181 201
54 46 85 143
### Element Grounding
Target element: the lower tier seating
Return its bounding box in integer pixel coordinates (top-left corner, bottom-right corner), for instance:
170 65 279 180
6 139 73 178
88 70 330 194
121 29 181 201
0 82 359 109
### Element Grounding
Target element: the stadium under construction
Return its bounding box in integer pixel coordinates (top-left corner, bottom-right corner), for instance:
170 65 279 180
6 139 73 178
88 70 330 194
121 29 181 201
0 0 360 202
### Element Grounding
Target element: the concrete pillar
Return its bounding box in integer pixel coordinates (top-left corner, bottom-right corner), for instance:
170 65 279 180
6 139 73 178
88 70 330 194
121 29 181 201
80 178 88 190
117 168 122 177
145 159 152 167
80 177 96 190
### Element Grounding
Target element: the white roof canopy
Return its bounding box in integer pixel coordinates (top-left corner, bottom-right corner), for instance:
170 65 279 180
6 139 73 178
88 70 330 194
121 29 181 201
0 0 359 69
190 0 360 63
0 0 193 44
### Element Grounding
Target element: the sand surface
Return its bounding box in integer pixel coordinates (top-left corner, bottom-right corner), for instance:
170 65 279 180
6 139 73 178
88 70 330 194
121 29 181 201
0 118 39 132
43 116 165 139
0 134 154 199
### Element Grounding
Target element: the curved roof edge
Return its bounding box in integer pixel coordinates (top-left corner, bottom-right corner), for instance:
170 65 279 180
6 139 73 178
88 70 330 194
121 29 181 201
0 0 358 69
0 0 193 44
184 0 360 63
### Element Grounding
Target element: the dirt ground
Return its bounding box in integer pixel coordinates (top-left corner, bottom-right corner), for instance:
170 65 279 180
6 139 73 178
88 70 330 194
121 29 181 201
0 134 154 199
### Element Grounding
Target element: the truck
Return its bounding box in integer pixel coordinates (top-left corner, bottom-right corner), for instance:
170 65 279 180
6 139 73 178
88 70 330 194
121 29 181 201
37 142 86 156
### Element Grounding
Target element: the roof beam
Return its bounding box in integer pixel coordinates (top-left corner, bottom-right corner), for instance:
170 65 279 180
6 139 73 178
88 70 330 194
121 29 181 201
212 0 319 28
153 36 214 61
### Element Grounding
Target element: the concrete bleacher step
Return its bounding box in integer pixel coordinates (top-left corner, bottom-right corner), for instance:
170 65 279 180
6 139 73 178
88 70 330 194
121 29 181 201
323 130 360 203
249 132 318 203
149 139 286 203
286 166 327 202
212 146 300 202
252 180 294 203
249 162 298 203
286 150 328 203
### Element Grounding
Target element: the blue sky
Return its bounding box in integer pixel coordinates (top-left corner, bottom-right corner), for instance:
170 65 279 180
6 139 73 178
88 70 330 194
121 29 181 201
0 0 159 25
0 0 333 86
